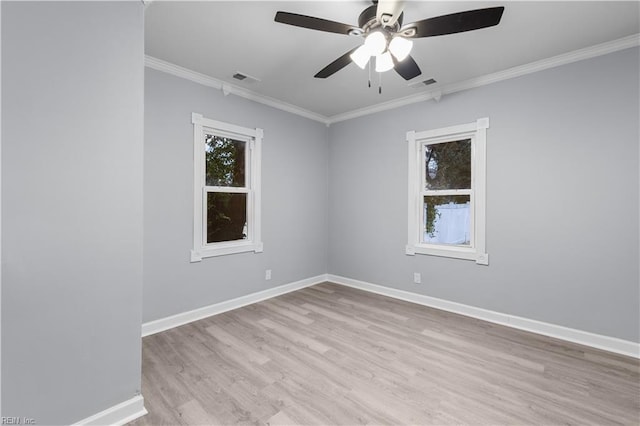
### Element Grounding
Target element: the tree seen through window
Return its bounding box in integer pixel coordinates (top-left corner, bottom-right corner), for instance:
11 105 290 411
424 139 471 239
205 134 247 243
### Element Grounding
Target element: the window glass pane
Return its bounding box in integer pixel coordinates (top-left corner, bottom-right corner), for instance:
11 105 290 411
207 192 248 244
423 195 470 245
205 134 246 187
424 139 471 190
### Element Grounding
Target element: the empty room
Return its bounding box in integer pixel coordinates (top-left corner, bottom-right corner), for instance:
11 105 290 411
1 1 639 425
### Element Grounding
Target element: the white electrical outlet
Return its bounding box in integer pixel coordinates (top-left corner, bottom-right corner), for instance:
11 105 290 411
265 269 272 280
413 272 421 284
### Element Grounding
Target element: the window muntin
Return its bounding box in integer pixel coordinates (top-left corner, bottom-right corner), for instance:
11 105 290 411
203 130 250 245
407 118 488 264
192 113 262 261
422 138 473 247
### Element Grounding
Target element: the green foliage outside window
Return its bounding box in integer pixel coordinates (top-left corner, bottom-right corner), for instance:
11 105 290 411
205 135 247 243
205 135 245 187
424 139 471 237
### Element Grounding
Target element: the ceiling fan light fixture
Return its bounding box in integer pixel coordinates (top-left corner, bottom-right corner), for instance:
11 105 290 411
274 5 507 80
350 44 371 69
389 36 413 61
375 51 394 73
364 31 387 56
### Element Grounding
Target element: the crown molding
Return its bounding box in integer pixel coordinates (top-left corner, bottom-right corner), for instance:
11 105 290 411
146 34 638 126
328 91 439 124
327 33 640 124
145 56 222 90
144 55 330 125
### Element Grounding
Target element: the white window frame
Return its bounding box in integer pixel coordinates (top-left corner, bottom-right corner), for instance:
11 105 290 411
406 118 489 265
191 113 263 262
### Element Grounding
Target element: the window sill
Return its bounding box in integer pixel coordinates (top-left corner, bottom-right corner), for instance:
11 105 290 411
406 244 489 265
191 241 263 262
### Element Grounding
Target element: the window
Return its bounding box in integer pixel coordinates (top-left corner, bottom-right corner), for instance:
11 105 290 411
191 113 262 261
406 118 488 264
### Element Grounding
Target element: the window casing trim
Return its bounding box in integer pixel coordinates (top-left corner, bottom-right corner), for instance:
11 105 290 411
406 118 489 265
191 113 263 262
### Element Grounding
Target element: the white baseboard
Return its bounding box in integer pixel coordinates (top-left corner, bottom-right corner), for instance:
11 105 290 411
142 274 327 337
73 395 147 426
140 272 639 358
328 274 640 359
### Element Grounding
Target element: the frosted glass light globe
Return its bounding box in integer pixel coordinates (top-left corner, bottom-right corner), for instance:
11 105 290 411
364 31 387 56
375 51 394 72
350 45 371 69
389 36 413 61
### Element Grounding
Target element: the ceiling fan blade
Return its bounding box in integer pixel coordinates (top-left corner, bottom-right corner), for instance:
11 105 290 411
393 55 422 80
275 11 359 35
376 0 405 27
401 7 505 38
314 47 358 79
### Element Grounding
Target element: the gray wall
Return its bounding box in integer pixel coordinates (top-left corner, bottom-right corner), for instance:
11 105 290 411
328 47 640 343
143 69 328 322
1 2 144 424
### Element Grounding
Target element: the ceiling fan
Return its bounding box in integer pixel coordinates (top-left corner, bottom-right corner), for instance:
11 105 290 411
274 0 505 82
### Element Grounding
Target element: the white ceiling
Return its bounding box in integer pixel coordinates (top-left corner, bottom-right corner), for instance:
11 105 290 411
145 1 639 119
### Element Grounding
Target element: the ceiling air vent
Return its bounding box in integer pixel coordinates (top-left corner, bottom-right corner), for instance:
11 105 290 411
409 78 437 88
232 72 261 83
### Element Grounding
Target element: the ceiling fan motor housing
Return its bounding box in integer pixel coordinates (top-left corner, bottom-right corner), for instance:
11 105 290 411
358 5 403 34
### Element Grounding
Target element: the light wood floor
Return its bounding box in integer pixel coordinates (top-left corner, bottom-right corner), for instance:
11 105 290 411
131 282 640 425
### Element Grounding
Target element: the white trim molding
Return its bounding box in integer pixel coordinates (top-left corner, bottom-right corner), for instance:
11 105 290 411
407 118 488 264
327 274 640 359
191 113 263 261
73 395 147 426
327 34 640 124
146 35 638 127
144 56 329 125
141 272 639 359
142 275 327 337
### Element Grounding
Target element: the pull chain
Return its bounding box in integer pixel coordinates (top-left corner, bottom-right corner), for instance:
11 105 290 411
378 70 382 94
367 60 371 88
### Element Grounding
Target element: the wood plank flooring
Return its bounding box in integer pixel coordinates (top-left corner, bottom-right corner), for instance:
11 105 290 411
130 282 640 425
